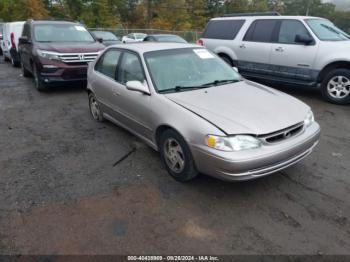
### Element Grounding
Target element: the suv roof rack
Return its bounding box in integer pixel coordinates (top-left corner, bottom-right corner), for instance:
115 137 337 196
222 12 281 17
27 18 80 23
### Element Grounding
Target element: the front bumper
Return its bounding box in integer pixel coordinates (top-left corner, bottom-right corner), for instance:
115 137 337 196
190 122 321 181
37 57 89 85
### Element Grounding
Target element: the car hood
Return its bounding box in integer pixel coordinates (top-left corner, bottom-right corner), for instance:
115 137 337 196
165 81 309 135
36 42 105 53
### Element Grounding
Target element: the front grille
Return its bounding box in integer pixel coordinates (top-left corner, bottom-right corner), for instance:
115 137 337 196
59 52 99 64
259 122 304 144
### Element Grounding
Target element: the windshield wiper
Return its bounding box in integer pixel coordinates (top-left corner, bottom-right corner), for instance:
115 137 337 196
158 79 240 93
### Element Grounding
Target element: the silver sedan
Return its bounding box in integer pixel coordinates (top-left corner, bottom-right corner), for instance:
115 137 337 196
87 43 320 182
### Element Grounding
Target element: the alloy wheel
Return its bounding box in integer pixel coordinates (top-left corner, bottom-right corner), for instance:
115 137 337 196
89 96 100 120
163 138 185 173
327 75 350 99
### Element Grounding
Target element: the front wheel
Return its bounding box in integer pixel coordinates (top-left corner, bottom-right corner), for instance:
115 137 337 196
21 62 31 77
159 129 198 182
33 64 48 91
321 69 350 105
88 92 104 122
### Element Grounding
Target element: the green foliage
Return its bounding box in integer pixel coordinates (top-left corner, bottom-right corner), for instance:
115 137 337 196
0 0 350 32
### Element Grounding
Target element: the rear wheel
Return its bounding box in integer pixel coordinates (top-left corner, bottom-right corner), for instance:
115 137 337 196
321 68 350 105
159 129 198 182
11 57 20 67
33 64 48 91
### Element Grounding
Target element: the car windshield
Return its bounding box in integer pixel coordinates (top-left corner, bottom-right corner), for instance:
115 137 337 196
135 33 147 40
306 19 350 41
144 48 241 93
154 35 186 43
34 24 95 43
93 31 119 41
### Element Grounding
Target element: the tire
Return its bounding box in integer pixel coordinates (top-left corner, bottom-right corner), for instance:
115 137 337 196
88 92 104 122
33 64 48 91
159 129 198 182
219 55 233 67
21 62 31 77
3 55 10 62
321 68 350 105
11 57 20 67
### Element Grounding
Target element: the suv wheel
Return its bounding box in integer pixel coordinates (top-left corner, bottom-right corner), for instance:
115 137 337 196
21 62 31 77
321 69 350 105
88 93 104 122
159 129 198 182
33 64 48 91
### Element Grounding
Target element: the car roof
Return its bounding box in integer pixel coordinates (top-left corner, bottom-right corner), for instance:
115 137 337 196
148 34 180 37
211 15 322 21
108 42 200 54
29 20 81 25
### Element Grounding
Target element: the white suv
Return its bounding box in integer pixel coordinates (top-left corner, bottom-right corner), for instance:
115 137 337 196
198 13 350 105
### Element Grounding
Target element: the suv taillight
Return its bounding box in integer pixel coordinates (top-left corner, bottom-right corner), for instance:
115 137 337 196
196 39 204 46
10 33 16 49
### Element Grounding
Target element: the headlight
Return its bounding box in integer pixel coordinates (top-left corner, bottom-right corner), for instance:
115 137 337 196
205 135 261 152
37 49 60 60
304 110 314 127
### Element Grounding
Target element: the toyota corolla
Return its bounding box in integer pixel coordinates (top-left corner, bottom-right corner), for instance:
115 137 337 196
87 43 320 182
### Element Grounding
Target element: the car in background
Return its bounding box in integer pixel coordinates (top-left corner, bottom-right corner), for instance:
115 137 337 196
143 34 187 43
87 43 320 182
1 21 25 67
91 30 121 47
0 23 4 55
198 12 350 104
122 33 147 43
18 19 105 91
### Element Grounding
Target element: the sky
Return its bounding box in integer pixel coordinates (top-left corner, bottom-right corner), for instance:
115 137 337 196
324 0 350 10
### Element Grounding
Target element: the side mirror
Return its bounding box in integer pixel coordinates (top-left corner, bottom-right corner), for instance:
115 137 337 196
97 37 103 43
233 66 239 73
19 36 30 44
295 34 313 45
126 81 150 95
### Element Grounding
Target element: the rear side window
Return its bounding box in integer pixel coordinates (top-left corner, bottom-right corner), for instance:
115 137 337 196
202 20 245 40
95 49 121 79
244 20 278 43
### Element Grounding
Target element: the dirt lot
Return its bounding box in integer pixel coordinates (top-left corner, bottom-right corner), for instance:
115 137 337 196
0 58 349 255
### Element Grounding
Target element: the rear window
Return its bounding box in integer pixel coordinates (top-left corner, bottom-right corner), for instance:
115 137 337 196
244 20 278 43
202 19 245 40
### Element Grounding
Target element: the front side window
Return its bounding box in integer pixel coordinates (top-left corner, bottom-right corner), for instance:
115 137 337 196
202 20 245 40
306 19 350 41
278 20 312 44
95 50 121 79
34 24 95 42
244 20 278 43
144 48 241 93
119 52 145 84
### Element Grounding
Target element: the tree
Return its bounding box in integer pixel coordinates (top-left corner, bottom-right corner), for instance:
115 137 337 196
25 0 49 18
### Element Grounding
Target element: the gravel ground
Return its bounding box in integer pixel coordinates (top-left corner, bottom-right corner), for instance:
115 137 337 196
0 59 349 255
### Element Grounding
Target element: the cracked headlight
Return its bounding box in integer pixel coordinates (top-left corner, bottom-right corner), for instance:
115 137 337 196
205 135 262 152
37 49 60 60
304 110 314 128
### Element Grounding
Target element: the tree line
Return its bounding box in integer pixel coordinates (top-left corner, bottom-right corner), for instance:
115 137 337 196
0 0 350 32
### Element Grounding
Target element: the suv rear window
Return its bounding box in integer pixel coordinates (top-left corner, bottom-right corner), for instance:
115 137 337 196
244 20 278 43
202 20 245 40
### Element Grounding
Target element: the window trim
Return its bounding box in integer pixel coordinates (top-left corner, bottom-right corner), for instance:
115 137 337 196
276 19 316 46
243 19 280 43
94 48 123 80
202 19 245 40
117 49 147 86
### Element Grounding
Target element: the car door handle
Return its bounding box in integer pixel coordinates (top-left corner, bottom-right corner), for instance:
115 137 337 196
275 47 284 52
239 44 246 49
